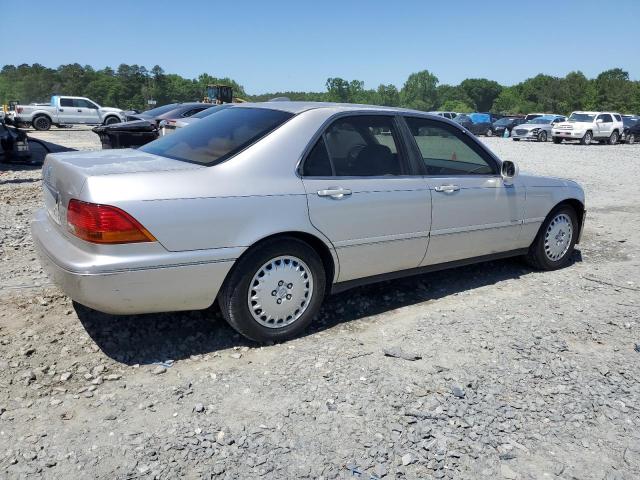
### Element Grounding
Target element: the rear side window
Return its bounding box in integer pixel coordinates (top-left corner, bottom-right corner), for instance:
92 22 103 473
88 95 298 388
303 115 406 177
405 117 497 175
140 107 293 165
60 98 74 107
613 114 622 121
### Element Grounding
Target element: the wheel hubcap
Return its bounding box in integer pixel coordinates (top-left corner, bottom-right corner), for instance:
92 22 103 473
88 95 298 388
544 213 573 261
248 256 313 328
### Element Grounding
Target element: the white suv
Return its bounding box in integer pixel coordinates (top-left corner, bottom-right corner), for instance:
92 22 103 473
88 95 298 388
552 111 624 145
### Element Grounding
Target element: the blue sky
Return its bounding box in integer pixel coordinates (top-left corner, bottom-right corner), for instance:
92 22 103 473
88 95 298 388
3 0 639 94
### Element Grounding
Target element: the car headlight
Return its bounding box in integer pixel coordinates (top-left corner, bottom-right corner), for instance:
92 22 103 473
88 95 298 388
530 128 540 134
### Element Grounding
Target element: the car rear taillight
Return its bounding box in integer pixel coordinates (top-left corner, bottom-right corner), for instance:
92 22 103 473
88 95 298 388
66 199 156 244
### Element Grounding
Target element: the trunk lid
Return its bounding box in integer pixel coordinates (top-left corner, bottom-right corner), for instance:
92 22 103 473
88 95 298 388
41 149 204 226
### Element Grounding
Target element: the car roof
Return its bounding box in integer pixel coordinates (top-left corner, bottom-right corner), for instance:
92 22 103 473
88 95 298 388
232 101 427 115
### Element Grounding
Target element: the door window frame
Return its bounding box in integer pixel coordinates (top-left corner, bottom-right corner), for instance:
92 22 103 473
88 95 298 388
398 115 501 177
297 112 421 179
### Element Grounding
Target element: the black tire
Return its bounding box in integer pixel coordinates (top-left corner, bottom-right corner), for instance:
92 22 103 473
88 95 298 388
32 115 52 131
579 131 592 145
628 133 636 145
537 131 548 142
218 237 326 343
104 116 120 125
552 137 562 144
525 205 578 271
608 131 619 145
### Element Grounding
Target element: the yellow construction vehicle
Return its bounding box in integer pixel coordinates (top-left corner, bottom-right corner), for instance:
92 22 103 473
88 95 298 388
204 84 246 104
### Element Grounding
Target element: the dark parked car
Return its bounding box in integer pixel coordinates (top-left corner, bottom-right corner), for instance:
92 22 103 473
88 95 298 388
492 117 526 137
454 113 495 136
622 116 640 144
94 103 213 149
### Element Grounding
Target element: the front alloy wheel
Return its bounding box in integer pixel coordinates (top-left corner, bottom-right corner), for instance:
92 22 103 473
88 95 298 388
525 206 578 270
580 131 592 145
538 131 548 142
627 133 636 145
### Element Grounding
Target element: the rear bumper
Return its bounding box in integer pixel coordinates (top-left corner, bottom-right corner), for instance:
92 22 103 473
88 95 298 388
31 209 237 314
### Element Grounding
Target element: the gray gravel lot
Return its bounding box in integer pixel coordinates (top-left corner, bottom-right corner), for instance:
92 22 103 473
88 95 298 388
1 129 639 479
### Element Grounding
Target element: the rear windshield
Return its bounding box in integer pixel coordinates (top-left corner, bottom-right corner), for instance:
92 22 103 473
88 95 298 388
191 104 231 119
140 107 294 165
140 103 179 117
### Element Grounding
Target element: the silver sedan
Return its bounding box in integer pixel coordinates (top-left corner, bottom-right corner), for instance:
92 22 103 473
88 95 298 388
512 115 566 142
32 102 586 342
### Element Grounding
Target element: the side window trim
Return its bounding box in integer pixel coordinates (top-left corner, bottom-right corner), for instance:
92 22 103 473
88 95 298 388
400 115 501 176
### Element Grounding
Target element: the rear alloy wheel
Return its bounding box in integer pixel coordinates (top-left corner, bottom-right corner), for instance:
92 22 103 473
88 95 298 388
608 131 619 145
218 237 326 343
485 128 493 137
525 206 578 270
627 133 636 145
580 131 592 145
537 131 548 142
32 116 51 131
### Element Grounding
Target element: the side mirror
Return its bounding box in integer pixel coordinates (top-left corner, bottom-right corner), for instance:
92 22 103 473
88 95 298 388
596 118 603 123
501 160 518 185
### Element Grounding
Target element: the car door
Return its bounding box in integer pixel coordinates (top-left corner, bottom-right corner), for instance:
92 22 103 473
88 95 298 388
595 114 611 138
58 97 80 123
73 99 101 124
402 116 525 266
300 114 431 282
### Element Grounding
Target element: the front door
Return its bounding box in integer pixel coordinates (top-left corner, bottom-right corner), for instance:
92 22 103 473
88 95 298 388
402 117 525 266
300 115 431 282
74 99 101 124
596 113 613 139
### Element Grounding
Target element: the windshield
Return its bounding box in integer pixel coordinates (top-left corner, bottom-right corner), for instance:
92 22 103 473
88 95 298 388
191 104 231 119
454 115 469 123
140 107 294 165
527 118 551 124
139 103 179 117
568 113 595 122
495 118 514 125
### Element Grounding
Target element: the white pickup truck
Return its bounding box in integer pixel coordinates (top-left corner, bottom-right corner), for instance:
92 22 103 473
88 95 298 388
552 111 624 145
11 96 126 131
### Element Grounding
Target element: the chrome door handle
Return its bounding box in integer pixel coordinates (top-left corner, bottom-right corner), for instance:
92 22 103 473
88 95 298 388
434 184 460 193
317 187 352 199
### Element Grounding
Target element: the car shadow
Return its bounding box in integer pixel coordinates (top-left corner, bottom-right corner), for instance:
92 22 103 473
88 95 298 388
76 250 582 366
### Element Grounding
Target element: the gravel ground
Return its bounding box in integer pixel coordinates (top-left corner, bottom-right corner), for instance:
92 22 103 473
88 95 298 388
1 129 639 479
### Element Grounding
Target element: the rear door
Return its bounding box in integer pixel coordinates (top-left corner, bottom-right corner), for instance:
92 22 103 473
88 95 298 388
300 114 431 282
402 116 525 265
58 97 81 123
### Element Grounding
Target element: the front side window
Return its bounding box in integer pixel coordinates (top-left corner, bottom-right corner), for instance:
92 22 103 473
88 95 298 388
73 99 92 108
599 114 613 123
140 107 293 165
405 117 496 176
307 115 405 177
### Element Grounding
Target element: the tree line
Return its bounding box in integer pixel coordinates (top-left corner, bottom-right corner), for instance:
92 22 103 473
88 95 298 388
1 63 639 115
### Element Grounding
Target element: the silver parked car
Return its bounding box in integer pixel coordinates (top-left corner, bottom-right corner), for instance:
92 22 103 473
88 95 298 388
512 115 566 142
32 102 586 342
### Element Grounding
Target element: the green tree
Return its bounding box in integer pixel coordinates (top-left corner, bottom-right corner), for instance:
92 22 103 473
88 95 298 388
594 68 635 112
440 100 473 113
376 84 400 106
459 78 503 111
400 70 439 111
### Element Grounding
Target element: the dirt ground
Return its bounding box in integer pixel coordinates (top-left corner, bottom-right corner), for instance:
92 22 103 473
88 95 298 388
1 127 639 480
